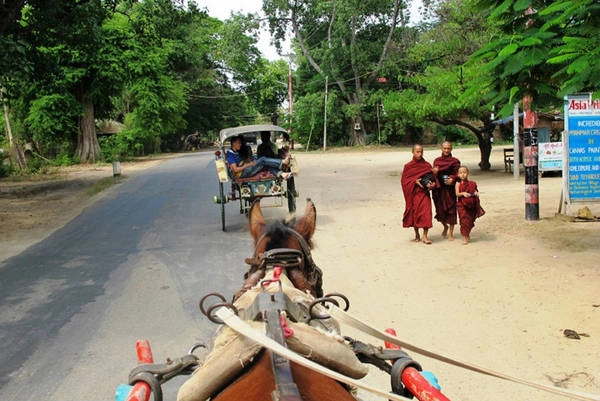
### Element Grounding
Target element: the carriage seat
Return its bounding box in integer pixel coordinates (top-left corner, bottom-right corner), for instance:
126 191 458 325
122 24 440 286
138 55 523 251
226 162 277 183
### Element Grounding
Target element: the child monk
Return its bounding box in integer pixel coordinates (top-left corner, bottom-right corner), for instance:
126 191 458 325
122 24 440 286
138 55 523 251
401 144 436 244
455 166 485 244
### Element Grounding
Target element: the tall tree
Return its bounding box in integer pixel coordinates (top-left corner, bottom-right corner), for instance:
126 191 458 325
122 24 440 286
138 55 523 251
384 0 497 169
15 0 111 163
246 59 290 125
264 0 410 145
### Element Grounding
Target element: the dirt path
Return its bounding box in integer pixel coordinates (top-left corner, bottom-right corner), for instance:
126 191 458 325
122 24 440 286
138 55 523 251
297 146 600 401
1 147 599 401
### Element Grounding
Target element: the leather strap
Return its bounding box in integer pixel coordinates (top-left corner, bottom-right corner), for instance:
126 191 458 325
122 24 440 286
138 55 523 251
215 307 414 401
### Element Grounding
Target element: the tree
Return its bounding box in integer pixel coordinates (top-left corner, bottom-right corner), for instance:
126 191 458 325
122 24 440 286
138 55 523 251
384 0 497 169
246 59 290 125
542 1 600 97
263 0 410 145
10 0 113 163
468 0 600 119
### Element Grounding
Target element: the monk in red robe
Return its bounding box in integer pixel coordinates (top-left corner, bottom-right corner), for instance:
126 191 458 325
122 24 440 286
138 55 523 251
432 141 461 241
401 144 436 244
455 166 485 244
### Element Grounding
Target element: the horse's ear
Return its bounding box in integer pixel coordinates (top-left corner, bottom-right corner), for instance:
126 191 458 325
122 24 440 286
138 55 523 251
294 199 316 242
249 200 266 242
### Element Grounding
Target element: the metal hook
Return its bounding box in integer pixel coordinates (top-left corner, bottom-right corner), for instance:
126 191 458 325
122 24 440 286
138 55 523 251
323 292 350 311
205 303 238 324
308 296 340 320
199 292 227 317
187 343 206 355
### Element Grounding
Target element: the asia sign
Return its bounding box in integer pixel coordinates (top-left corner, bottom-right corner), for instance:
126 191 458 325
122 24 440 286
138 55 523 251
564 94 600 202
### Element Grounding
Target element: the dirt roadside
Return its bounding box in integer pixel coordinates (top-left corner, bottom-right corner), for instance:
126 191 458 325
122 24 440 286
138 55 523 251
0 157 172 261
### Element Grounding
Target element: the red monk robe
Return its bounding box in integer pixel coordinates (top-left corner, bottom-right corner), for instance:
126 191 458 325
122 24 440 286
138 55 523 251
401 158 435 229
456 180 485 237
432 153 460 225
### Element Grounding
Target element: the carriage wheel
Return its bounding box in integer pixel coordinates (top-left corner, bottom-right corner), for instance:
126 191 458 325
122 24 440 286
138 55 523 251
219 182 226 231
286 176 296 213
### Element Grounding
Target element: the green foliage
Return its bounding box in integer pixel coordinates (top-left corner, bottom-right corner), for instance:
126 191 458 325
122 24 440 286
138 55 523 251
435 125 477 144
99 134 129 162
264 0 412 145
51 152 78 166
470 0 600 117
24 94 79 146
0 162 14 178
2 0 265 165
246 59 289 124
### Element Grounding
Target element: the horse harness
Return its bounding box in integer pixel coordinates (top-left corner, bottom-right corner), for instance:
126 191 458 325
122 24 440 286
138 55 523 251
238 226 325 401
239 225 324 300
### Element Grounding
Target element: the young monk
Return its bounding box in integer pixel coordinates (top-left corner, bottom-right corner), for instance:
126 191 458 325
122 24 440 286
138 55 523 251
455 166 485 244
401 144 436 244
432 141 460 241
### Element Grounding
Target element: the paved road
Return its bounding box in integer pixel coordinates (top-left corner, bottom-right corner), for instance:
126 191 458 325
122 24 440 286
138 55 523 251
0 152 288 401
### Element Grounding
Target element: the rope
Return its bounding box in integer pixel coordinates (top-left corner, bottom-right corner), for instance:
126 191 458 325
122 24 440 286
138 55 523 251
327 305 600 401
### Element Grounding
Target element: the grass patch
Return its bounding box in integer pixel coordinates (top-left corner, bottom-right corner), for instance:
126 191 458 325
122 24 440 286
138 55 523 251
85 175 125 196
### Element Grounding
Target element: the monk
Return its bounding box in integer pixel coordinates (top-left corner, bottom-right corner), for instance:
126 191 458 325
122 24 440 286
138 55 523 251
432 141 461 241
401 144 436 244
455 166 485 244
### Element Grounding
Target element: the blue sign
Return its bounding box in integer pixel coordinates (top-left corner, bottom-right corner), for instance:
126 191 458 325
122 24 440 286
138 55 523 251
564 95 600 202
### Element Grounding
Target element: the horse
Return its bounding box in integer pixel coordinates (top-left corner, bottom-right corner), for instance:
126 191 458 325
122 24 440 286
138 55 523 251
177 199 362 401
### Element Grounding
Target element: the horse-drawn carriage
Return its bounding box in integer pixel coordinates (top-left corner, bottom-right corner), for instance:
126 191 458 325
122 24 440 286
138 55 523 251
213 124 298 231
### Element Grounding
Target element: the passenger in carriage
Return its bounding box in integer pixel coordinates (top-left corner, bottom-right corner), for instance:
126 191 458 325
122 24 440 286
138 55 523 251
226 135 292 180
257 131 277 159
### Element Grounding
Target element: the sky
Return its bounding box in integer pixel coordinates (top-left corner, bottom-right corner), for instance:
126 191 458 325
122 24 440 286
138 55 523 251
198 0 424 61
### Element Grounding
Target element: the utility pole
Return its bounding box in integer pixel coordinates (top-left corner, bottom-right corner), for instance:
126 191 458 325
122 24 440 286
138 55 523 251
513 102 520 179
287 56 293 135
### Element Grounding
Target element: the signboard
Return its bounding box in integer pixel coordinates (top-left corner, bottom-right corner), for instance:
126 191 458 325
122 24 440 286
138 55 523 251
564 94 600 202
539 141 563 171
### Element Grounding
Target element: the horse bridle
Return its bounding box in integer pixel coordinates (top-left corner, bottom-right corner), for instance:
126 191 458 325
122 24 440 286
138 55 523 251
240 226 324 299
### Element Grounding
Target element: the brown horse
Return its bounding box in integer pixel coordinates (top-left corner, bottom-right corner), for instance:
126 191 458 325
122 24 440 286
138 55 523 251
178 199 359 401
236 198 323 301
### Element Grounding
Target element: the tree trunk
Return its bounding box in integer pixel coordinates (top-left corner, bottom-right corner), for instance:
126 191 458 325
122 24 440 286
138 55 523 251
349 117 366 146
75 96 100 163
435 117 493 171
477 134 492 171
477 117 496 171
1 87 26 170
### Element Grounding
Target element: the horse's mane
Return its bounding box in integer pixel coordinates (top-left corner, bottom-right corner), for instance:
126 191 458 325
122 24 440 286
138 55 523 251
261 218 314 251
262 221 292 250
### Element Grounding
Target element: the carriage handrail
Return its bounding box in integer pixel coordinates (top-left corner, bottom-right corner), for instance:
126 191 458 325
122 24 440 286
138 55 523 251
384 328 451 401
125 340 154 401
